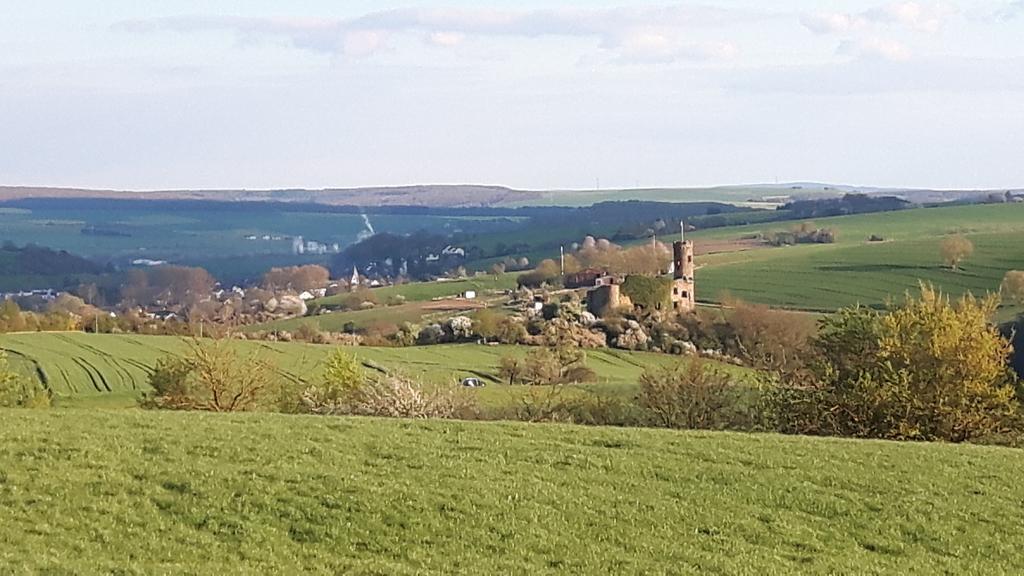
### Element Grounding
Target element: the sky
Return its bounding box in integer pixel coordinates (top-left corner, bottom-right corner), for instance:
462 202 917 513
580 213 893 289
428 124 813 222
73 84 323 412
2 1 1023 191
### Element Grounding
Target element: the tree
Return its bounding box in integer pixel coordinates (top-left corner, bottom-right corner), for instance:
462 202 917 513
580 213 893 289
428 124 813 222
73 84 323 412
262 265 330 292
0 299 25 333
472 308 502 342
1001 270 1024 305
638 359 742 430
726 298 817 375
501 344 590 386
940 235 974 270
498 355 523 386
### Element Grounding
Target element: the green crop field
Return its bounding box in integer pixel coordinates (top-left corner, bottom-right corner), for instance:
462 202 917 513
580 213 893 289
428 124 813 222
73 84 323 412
0 332 682 409
0 410 1021 573
253 302 439 333
692 203 1024 311
317 274 519 307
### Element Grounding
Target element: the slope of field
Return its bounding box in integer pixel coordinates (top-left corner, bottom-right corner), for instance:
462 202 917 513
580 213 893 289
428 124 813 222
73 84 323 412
693 203 1024 310
0 333 679 408
1 410 1021 574
316 274 518 307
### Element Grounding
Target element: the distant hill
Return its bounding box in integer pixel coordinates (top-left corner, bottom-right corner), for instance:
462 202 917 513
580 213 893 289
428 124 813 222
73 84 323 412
0 185 537 208
1 184 1020 208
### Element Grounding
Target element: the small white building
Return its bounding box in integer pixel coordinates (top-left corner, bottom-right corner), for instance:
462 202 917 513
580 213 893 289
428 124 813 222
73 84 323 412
462 290 477 299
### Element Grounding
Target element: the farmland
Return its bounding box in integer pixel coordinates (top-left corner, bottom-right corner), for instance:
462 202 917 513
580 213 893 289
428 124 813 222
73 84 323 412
1 409 1022 573
0 332 683 408
319 274 518 306
693 203 1024 311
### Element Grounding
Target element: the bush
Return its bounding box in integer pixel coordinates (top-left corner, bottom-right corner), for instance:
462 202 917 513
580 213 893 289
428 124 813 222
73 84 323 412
940 235 974 270
0 351 50 408
638 359 747 430
143 339 281 412
620 275 672 312
500 344 589 386
765 287 1019 442
301 348 366 415
726 299 816 375
354 374 470 419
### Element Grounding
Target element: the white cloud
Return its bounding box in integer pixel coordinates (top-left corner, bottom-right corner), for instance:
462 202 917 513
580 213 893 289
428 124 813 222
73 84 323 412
801 2 956 62
865 2 956 33
804 2 954 35
839 37 912 61
801 12 869 35
995 0 1024 20
802 1 954 36
115 5 766 64
427 32 465 48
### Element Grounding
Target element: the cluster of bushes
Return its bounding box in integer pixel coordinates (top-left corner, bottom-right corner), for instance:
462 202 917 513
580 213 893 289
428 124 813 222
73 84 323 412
143 342 471 419
494 286 1023 444
764 222 838 246
765 288 1019 442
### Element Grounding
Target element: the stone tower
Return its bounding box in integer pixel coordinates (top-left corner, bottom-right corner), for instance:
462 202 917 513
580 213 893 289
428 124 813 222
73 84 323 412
671 224 695 312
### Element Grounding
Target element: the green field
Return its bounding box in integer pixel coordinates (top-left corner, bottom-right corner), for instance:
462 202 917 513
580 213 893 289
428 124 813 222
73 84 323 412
693 203 1024 311
317 274 519 307
0 332 680 408
255 302 440 334
1 409 1021 573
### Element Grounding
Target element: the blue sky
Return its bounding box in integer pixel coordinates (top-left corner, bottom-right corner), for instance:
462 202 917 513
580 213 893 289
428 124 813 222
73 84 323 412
2 1 1023 190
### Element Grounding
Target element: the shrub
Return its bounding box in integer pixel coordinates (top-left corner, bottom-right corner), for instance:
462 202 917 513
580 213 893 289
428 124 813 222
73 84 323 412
620 275 672 312
417 324 445 345
354 374 469 419
765 287 1019 442
294 323 326 343
726 299 816 375
143 339 280 412
638 359 746 430
301 349 366 415
940 234 974 270
0 351 50 408
498 343 591 387
1001 270 1024 305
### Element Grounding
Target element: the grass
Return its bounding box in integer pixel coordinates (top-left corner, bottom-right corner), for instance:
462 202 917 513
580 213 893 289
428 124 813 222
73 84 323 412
692 203 1024 310
0 409 1022 573
316 274 519 307
0 332 685 409
251 302 437 333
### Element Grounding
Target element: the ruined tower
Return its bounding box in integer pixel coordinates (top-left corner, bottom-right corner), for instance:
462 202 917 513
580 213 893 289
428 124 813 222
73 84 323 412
670 223 695 312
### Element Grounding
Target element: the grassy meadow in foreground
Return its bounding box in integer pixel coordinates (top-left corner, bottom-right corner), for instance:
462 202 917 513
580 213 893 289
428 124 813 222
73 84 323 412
693 203 1024 310
1 410 1021 574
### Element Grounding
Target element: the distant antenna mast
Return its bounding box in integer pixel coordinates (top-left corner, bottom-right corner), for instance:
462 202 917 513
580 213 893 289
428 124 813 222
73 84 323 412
560 245 565 275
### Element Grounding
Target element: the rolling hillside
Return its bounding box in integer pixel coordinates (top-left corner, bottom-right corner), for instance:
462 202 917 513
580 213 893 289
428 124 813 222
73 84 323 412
693 203 1024 311
0 332 681 408
1 410 1021 573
